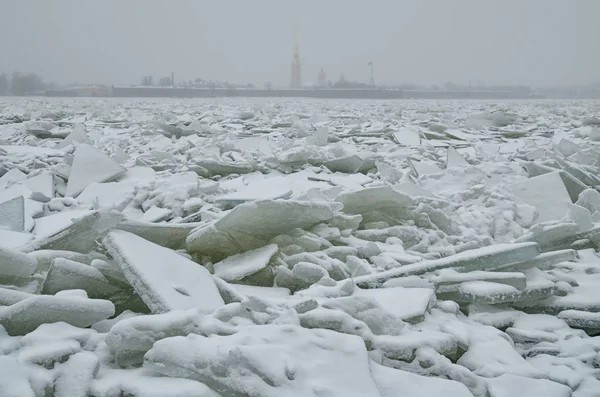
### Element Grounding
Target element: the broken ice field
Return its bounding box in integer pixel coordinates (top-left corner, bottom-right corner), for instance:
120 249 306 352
1 98 600 396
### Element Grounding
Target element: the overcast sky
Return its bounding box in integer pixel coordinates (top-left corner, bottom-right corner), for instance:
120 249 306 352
1 0 598 87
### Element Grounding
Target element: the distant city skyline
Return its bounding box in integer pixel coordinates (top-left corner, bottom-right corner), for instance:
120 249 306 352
1 1 599 88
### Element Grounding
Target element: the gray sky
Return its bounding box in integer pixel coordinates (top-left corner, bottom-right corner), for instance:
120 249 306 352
1 0 598 87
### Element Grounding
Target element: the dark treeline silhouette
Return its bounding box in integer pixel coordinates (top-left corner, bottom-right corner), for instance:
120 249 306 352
0 72 47 96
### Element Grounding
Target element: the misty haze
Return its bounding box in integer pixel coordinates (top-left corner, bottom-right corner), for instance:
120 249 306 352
1 2 600 397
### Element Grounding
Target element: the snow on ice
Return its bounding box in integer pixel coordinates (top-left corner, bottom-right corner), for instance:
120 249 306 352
2 97 600 396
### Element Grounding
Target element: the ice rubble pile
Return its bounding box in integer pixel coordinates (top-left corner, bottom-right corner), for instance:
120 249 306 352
0 98 600 396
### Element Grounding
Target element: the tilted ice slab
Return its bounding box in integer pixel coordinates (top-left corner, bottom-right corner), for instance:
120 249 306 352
139 206 172 223
23 209 124 253
392 127 421 146
22 172 54 201
57 123 90 149
116 219 202 250
144 324 382 397
353 243 540 288
523 162 588 204
0 184 41 230
65 144 126 198
355 287 436 323
0 229 33 250
214 178 293 206
77 182 134 210
0 195 25 232
104 230 224 314
213 243 279 282
186 200 341 259
446 146 470 168
408 159 443 177
508 171 572 224
0 168 26 188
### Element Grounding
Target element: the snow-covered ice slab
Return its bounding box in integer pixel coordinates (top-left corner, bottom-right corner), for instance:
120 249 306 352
214 178 293 206
447 279 557 305
17 339 82 368
523 162 588 204
323 154 366 174
336 186 412 223
0 229 33 250
43 258 121 298
354 243 540 288
392 183 437 198
444 129 473 141
371 361 473 397
186 200 340 259
0 293 114 335
496 249 578 271
0 168 26 188
54 352 100 397
144 324 382 397
556 138 582 158
65 144 126 197
31 209 94 240
22 172 54 200
0 184 40 230
508 171 572 223
91 369 221 397
77 182 134 209
0 245 38 280
104 230 224 314
557 309 600 330
392 127 421 146
355 286 435 323
0 356 36 397
432 270 527 290
457 327 546 379
139 206 172 223
213 244 278 282
105 309 217 367
192 158 255 177
487 374 572 397
0 195 25 232
230 283 291 300
408 159 443 177
0 145 62 156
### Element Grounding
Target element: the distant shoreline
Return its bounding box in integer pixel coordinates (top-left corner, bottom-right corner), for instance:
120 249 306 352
39 86 546 100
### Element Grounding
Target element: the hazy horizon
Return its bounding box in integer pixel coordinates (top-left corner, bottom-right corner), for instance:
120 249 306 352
1 0 599 88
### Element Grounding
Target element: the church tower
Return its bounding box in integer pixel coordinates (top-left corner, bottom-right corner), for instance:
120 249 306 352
290 30 302 89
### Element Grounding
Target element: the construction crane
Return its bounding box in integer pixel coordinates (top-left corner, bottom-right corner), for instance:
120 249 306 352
368 61 375 88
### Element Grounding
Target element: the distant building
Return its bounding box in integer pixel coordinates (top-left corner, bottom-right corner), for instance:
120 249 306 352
47 85 110 97
290 31 302 88
318 68 326 87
